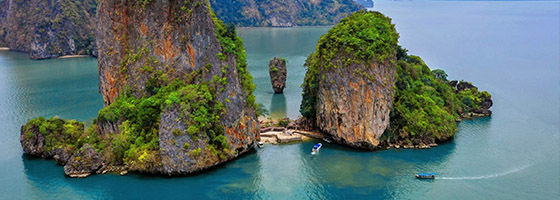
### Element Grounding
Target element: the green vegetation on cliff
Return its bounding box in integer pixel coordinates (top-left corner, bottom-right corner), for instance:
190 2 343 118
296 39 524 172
23 117 99 154
382 47 492 145
97 77 231 167
210 5 257 109
21 0 257 173
385 48 460 143
300 10 399 119
299 10 492 146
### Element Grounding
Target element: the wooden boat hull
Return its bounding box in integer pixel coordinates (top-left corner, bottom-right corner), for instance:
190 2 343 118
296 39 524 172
415 175 435 179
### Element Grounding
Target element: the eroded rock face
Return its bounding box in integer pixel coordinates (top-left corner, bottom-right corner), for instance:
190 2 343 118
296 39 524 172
97 0 258 175
457 81 475 92
316 60 395 149
63 144 103 178
269 57 287 93
300 11 399 150
0 0 96 59
19 125 45 157
19 118 81 160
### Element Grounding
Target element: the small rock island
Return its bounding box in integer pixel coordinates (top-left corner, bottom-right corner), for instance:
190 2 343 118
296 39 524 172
299 10 493 149
269 57 287 93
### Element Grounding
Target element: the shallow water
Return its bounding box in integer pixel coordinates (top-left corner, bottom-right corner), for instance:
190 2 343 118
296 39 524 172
0 0 558 199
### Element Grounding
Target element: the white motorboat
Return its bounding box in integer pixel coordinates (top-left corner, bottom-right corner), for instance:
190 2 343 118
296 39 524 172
311 143 322 154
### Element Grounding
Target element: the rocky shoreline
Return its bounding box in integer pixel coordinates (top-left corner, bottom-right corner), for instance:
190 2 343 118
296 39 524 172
258 112 490 151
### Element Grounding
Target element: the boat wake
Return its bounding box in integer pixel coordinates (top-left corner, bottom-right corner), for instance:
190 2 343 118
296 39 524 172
437 164 532 180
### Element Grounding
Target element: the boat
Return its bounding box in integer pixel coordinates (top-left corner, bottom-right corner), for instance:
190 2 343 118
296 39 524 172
257 141 264 148
415 173 436 179
311 143 322 154
322 137 332 143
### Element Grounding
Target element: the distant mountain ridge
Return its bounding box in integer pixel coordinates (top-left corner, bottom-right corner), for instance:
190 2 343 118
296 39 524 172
0 0 367 59
209 0 365 27
0 0 97 59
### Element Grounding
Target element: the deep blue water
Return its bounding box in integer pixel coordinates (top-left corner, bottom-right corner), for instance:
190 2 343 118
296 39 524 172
0 0 558 199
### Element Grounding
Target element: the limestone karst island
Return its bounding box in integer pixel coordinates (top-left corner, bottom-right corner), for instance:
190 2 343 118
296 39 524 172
1 0 558 199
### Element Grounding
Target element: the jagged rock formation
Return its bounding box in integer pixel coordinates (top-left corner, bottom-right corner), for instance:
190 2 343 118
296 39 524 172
269 57 287 93
21 0 259 177
209 0 363 27
19 117 95 176
19 117 80 159
63 144 103 178
96 0 259 175
300 11 399 149
453 80 493 118
0 0 97 59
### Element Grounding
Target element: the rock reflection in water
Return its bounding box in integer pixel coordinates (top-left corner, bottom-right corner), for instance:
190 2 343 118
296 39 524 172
269 93 287 120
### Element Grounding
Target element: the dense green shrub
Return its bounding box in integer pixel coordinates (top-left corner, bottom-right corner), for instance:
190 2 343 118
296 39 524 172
277 119 290 128
96 76 232 165
385 48 460 142
23 117 100 153
383 46 491 143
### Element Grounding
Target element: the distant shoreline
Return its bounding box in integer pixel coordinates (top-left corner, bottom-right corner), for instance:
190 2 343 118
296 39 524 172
58 55 91 59
0 47 9 50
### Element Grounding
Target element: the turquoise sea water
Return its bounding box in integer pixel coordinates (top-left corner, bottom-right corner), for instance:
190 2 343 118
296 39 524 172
0 0 558 199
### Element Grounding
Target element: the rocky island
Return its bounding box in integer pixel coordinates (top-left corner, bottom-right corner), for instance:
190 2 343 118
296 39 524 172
21 0 258 177
299 11 492 149
269 57 287 93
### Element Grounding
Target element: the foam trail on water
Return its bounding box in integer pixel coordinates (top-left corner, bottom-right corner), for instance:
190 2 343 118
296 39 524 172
437 164 532 180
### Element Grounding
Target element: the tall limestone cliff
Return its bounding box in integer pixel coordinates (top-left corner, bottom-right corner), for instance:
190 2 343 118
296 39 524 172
20 0 259 177
209 0 363 27
0 0 97 59
300 11 399 149
95 0 259 175
298 11 493 149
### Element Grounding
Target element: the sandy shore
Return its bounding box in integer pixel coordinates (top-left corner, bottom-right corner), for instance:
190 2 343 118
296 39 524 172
260 130 305 144
0 47 9 50
58 55 91 59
